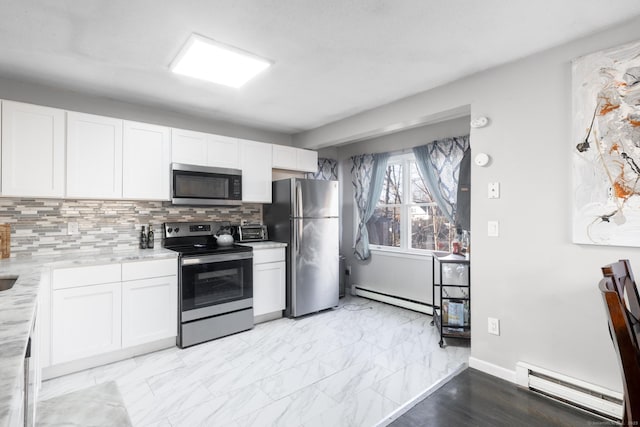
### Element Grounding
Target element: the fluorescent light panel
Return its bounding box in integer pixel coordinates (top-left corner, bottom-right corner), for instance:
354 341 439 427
171 34 271 88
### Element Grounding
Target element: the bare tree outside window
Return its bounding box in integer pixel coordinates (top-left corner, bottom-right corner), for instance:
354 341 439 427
365 155 455 252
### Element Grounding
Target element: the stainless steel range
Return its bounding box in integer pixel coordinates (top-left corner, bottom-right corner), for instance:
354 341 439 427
164 221 253 348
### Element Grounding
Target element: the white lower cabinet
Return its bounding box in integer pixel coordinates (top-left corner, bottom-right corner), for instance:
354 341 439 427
252 247 286 318
253 261 286 317
122 276 177 347
52 282 122 365
49 258 177 368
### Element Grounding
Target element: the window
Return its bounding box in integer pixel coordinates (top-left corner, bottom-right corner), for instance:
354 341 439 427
365 154 455 252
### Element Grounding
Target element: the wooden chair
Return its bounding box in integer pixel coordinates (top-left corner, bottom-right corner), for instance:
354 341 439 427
599 266 640 424
602 260 640 337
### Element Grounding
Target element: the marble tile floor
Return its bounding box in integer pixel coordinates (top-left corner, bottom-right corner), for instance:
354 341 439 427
39 296 470 427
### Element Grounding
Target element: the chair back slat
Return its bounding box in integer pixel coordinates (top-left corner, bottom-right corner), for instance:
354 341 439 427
600 262 640 423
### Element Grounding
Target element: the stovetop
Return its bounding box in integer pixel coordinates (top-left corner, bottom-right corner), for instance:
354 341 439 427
164 242 252 256
163 221 251 256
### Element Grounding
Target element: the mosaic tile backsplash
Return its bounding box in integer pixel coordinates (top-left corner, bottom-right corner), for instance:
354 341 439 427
0 198 262 258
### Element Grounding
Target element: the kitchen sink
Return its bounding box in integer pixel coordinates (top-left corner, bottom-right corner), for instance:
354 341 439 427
0 276 17 291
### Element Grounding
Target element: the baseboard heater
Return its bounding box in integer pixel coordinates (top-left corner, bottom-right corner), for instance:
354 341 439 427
353 285 432 315
515 362 623 421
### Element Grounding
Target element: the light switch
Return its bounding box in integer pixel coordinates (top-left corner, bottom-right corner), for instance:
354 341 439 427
488 317 500 335
488 182 500 199
487 220 499 237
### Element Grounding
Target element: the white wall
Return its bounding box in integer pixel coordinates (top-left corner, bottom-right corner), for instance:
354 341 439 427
294 17 640 391
338 117 470 306
0 75 291 145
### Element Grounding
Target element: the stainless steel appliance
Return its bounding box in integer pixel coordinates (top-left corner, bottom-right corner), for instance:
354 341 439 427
234 224 268 242
264 178 339 317
171 163 242 206
164 221 253 348
23 320 36 427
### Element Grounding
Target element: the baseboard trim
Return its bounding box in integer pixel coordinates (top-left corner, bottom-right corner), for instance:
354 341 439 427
468 356 516 383
354 286 433 315
42 337 176 380
254 311 283 324
376 362 468 427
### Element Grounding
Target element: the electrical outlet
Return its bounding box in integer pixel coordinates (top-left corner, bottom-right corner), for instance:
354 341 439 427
67 222 79 235
488 317 500 336
488 182 500 199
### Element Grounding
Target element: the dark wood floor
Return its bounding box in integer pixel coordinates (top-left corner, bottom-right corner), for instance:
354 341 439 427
390 368 614 427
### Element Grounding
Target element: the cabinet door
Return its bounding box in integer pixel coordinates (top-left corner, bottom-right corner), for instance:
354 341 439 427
253 261 286 317
122 276 177 347
297 149 318 173
1 100 65 197
207 134 239 169
272 145 297 170
67 112 123 198
171 128 208 166
51 282 122 364
239 139 272 203
122 121 171 200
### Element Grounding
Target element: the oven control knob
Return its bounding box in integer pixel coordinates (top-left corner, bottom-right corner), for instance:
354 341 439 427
167 227 173 234
174 227 180 233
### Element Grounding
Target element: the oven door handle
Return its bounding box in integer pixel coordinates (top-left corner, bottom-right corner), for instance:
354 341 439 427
181 252 252 265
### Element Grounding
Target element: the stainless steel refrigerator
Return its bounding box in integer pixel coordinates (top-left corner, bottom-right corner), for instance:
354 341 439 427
264 178 339 317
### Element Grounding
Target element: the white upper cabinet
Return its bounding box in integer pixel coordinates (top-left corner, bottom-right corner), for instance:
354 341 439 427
67 112 123 199
122 121 171 200
297 148 318 172
207 134 239 169
272 145 296 169
272 145 318 173
1 100 65 197
172 128 239 169
171 128 208 166
239 139 272 203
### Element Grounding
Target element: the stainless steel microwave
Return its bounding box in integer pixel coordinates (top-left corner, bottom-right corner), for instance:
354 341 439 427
171 163 242 206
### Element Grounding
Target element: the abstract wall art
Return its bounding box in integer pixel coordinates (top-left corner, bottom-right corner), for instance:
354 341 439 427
572 40 640 246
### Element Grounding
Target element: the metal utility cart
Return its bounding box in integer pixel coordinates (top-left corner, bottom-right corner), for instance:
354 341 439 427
431 253 471 347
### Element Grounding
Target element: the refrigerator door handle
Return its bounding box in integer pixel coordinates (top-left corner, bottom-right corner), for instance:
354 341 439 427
295 180 303 218
295 180 303 255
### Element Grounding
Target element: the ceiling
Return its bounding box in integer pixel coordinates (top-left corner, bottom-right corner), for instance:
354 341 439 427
1 1 640 135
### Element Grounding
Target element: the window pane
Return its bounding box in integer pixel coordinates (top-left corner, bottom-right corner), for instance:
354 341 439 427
410 162 432 203
367 206 400 247
411 205 453 251
379 163 403 204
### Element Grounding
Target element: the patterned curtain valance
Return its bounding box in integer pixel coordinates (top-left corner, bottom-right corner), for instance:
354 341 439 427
306 158 338 180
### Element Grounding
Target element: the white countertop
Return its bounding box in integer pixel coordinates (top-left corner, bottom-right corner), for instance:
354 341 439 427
238 241 288 249
0 247 177 426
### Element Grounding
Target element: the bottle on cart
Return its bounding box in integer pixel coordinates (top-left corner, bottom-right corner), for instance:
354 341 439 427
140 225 147 249
147 224 154 249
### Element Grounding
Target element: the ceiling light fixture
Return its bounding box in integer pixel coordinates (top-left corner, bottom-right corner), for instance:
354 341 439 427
170 34 272 88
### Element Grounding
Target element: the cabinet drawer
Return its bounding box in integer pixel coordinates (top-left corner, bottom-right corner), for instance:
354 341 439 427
122 258 177 281
53 264 121 290
253 247 285 264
